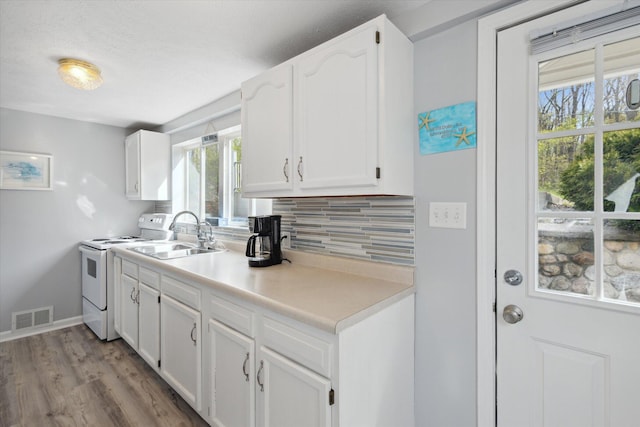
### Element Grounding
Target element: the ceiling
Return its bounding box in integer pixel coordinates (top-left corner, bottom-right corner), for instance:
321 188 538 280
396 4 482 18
0 0 512 130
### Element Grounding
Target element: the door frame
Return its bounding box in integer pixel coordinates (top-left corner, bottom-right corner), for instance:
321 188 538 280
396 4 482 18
475 1 629 425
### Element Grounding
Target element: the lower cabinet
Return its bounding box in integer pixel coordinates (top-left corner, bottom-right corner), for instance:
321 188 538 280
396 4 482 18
257 346 332 427
114 254 415 427
138 282 160 367
161 289 202 411
209 319 255 427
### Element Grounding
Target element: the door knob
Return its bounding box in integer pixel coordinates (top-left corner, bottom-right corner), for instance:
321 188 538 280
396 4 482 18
504 269 523 286
503 304 524 324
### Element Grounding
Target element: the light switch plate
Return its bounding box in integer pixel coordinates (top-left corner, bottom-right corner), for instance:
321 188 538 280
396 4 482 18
429 202 467 229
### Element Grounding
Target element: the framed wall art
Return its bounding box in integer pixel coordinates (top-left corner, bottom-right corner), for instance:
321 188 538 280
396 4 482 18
0 151 53 190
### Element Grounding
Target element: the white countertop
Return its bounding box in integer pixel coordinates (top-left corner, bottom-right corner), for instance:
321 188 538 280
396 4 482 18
113 241 415 334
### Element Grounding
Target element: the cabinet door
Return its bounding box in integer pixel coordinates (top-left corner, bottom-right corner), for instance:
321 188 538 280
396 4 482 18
160 295 202 410
295 24 379 191
125 132 141 199
209 319 255 427
257 347 331 427
138 282 160 368
241 64 293 195
120 274 139 349
113 257 122 334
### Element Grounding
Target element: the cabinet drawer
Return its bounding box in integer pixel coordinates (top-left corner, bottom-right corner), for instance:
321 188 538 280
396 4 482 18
209 294 254 337
122 259 138 279
162 275 201 310
262 317 332 377
139 266 160 289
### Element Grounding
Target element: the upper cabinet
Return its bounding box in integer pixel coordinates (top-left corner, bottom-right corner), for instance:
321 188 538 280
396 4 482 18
125 130 170 200
241 15 414 198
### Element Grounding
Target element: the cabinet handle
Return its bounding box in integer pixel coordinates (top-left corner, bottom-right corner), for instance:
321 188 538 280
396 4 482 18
242 352 250 382
190 323 197 346
283 158 289 182
134 182 139 192
257 360 264 392
297 156 303 182
130 287 136 302
135 290 140 305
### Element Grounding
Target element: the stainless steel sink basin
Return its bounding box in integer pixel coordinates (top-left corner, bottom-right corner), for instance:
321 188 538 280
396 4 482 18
129 243 222 259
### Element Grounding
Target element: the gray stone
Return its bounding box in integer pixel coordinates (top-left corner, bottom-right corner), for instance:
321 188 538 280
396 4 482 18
538 243 555 255
604 282 620 299
604 250 615 266
556 254 569 262
557 241 581 255
572 252 594 266
584 265 596 281
604 265 623 278
570 278 591 295
563 262 582 277
538 275 552 289
541 264 561 276
604 240 624 252
626 287 640 303
539 255 557 264
610 273 640 291
616 251 640 271
550 276 571 291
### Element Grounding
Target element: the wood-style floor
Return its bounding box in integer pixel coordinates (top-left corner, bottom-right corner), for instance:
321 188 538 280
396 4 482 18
0 325 208 427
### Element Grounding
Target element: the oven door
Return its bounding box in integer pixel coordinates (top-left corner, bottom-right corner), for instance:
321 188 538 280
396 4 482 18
79 245 107 310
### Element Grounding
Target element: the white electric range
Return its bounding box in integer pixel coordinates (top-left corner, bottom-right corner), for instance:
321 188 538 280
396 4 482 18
79 213 174 340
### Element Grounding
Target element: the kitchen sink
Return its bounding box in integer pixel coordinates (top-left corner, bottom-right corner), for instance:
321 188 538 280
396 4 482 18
129 243 223 260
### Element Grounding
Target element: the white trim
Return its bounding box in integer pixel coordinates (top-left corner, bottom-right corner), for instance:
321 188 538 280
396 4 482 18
477 1 629 425
476 2 581 426
0 315 83 343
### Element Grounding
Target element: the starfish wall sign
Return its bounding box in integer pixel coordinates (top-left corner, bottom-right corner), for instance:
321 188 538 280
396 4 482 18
418 101 477 155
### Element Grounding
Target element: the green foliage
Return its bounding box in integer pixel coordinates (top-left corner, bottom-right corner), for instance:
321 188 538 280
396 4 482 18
558 129 640 229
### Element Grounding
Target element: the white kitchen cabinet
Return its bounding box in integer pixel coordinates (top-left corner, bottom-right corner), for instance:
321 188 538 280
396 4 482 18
125 129 170 200
241 15 413 198
257 347 331 427
241 64 293 194
161 292 202 411
209 319 256 427
138 282 160 368
119 271 139 349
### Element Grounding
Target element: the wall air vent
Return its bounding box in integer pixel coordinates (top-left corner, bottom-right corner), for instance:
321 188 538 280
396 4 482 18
12 306 53 331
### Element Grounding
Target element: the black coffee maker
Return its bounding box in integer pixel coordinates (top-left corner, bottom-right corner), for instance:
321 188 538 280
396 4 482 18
245 215 283 267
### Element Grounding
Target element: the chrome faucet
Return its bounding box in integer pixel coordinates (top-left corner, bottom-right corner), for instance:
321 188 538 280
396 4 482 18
169 210 201 243
169 211 215 248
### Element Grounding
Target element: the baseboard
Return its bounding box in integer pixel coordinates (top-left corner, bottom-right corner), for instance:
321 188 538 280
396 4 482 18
0 316 84 343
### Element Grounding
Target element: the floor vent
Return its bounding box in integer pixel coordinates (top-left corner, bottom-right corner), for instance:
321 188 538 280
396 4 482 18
12 306 53 331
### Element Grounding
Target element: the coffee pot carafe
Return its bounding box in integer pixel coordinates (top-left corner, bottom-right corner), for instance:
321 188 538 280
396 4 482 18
246 215 283 267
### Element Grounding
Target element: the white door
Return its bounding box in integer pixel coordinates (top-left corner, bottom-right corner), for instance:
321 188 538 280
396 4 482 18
120 273 138 349
497 4 640 426
138 282 160 368
257 346 331 427
209 319 255 427
295 23 378 190
241 63 293 195
160 295 202 411
125 132 140 199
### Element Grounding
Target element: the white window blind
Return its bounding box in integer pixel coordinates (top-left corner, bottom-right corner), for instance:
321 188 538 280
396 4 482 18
530 5 640 55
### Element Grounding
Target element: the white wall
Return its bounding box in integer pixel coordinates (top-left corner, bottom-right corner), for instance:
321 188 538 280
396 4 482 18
0 108 154 333
413 21 478 427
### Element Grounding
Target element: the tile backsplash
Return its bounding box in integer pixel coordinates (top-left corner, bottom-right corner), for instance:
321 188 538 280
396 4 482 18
274 196 415 265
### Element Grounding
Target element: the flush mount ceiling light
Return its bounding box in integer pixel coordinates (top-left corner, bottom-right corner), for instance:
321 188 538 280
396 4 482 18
57 58 103 90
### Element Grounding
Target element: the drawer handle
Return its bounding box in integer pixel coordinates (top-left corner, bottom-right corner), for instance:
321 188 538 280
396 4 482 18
190 323 197 346
257 360 264 392
242 352 250 382
283 158 289 182
297 156 303 182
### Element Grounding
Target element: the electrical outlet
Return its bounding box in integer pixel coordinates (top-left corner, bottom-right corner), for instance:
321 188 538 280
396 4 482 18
281 231 291 249
429 202 467 229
